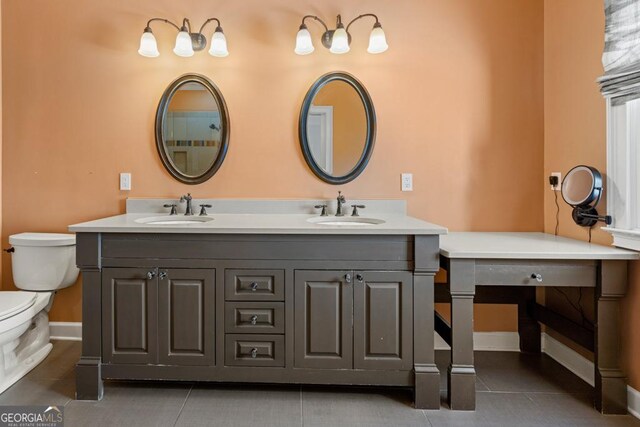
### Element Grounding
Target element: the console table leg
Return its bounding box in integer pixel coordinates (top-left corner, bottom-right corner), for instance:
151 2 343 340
518 288 541 353
447 259 476 410
595 260 628 414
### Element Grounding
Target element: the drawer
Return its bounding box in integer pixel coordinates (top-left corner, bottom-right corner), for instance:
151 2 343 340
225 269 284 301
225 334 284 367
475 260 597 287
225 302 285 334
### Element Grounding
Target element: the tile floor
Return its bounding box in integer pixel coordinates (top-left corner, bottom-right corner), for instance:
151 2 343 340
1 341 639 426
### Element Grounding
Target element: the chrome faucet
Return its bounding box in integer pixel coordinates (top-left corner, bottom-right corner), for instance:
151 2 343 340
335 191 346 217
179 193 194 216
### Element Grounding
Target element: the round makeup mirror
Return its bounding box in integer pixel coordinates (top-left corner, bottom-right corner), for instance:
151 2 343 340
156 74 230 184
299 72 376 185
561 165 611 226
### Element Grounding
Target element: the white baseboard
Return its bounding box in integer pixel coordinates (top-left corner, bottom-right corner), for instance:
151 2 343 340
628 386 640 420
49 322 82 341
541 333 595 386
434 331 520 351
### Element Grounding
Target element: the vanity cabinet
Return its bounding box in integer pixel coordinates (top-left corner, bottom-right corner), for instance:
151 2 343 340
75 232 441 409
294 270 413 370
102 267 215 366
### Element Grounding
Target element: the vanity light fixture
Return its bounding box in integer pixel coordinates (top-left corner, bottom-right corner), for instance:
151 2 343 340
295 14 388 55
138 18 229 58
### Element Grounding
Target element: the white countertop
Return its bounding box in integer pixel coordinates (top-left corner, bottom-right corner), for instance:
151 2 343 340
68 213 448 235
440 232 639 260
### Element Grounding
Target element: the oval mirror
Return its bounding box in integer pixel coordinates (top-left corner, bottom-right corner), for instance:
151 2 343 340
299 72 376 184
155 74 230 184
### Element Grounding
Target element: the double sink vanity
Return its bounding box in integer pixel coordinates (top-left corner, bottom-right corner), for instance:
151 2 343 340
71 197 447 409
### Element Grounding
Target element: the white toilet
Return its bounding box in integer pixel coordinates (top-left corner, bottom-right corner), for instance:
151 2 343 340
0 233 78 393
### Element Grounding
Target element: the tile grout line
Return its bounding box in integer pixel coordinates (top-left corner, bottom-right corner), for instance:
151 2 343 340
300 386 304 427
172 384 193 427
421 408 434 427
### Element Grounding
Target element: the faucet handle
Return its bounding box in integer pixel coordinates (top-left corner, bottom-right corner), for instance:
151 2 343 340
164 204 178 215
314 204 328 216
351 205 365 217
337 191 346 202
199 204 212 216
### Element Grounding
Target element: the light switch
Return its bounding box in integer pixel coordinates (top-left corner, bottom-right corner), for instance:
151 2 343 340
120 173 132 191
401 173 413 191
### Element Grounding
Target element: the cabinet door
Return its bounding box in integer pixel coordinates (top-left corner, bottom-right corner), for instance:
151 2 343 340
294 270 352 369
158 269 215 366
102 268 158 364
353 271 413 370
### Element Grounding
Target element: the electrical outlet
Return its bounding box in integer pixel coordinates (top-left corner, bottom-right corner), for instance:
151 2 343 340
120 173 132 191
401 173 413 192
549 172 561 191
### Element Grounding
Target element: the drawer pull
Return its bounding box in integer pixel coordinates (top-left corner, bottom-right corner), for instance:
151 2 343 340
250 282 259 291
345 273 352 284
356 274 364 282
531 273 543 283
159 271 167 280
250 348 258 358
147 271 156 280
250 315 258 325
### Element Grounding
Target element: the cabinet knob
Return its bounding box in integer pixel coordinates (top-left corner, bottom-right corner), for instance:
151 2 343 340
250 315 258 325
250 282 259 291
356 274 364 282
159 271 167 280
531 273 543 283
250 348 258 358
147 271 156 280
344 273 352 284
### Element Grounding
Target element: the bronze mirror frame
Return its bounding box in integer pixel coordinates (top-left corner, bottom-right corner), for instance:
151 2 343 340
155 73 230 185
298 71 376 185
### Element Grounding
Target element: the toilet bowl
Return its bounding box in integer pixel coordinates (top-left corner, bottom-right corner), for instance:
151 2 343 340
0 233 78 394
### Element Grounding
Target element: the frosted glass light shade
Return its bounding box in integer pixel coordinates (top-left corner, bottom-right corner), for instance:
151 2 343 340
174 30 194 57
209 29 229 57
138 31 159 57
367 25 388 54
330 26 350 54
295 28 314 55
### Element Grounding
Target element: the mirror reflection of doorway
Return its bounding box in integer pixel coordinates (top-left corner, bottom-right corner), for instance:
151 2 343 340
307 106 333 174
172 151 188 172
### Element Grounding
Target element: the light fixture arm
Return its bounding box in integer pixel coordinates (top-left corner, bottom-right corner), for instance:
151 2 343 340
199 18 223 34
346 13 380 33
144 18 181 32
300 15 329 32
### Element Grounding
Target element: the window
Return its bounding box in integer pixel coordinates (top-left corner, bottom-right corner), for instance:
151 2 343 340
604 93 640 251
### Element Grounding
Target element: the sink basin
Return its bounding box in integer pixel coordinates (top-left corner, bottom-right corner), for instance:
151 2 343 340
135 216 214 225
307 217 385 226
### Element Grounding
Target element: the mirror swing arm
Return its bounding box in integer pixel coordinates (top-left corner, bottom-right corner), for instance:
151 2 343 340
561 165 612 227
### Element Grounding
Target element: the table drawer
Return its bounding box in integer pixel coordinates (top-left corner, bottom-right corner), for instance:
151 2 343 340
475 260 597 287
225 302 285 334
225 269 284 301
225 334 285 367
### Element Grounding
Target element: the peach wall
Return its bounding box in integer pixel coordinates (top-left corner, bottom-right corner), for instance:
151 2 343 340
543 0 640 389
1 0 543 325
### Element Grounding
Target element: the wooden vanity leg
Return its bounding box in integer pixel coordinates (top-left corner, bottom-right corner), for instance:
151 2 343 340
414 272 440 409
518 288 541 353
594 260 627 414
448 259 476 410
75 234 103 400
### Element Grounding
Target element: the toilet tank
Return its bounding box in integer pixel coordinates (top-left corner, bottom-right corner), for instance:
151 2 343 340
8 233 79 292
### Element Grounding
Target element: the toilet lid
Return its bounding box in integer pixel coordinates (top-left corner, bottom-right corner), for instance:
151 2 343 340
0 292 37 321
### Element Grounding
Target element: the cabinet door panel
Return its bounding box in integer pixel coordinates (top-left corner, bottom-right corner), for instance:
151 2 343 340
354 271 413 370
294 270 352 369
102 268 157 364
158 269 215 365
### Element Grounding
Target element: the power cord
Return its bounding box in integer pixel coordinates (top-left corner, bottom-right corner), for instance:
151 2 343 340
552 287 594 329
554 189 560 236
